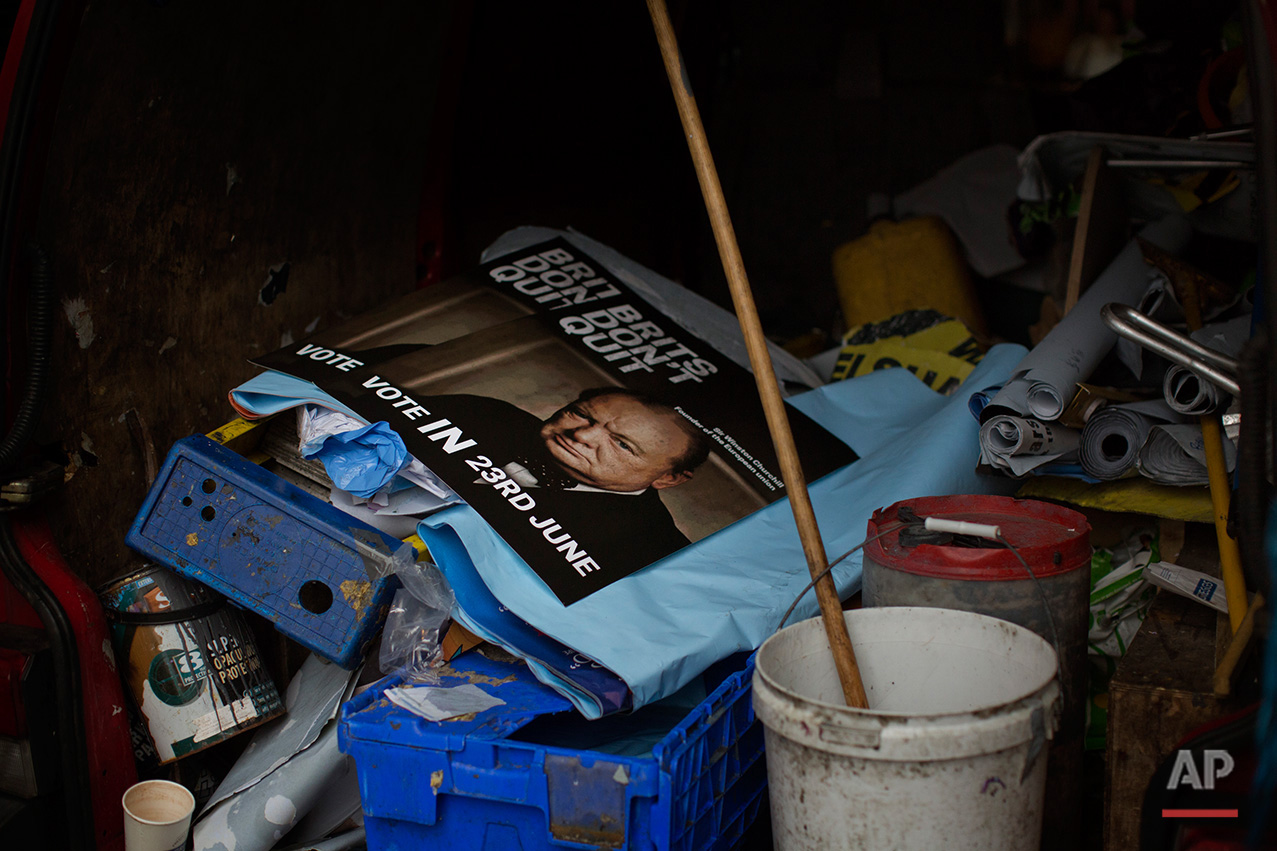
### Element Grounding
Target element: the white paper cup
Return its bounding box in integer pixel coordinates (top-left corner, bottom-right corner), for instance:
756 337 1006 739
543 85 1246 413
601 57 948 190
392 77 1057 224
122 779 195 851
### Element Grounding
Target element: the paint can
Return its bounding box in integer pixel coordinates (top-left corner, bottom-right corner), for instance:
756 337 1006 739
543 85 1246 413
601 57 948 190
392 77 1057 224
862 494 1091 851
99 564 284 764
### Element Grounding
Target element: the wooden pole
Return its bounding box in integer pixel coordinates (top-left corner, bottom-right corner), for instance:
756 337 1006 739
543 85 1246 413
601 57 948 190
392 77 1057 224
645 0 868 708
1137 240 1249 632
1174 271 1249 633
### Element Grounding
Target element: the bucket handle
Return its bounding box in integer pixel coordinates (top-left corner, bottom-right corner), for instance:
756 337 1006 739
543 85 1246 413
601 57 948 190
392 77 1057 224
1020 705 1047 784
780 518 1071 719
811 687 1061 765
817 721 881 750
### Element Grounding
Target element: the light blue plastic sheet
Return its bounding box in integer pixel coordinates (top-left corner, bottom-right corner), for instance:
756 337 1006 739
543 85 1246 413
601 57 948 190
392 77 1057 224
230 344 1025 713
416 346 1024 711
231 372 362 420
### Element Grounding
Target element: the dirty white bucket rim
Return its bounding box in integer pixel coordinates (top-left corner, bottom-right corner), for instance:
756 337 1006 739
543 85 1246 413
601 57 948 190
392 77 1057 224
753 606 1062 850
754 606 1060 762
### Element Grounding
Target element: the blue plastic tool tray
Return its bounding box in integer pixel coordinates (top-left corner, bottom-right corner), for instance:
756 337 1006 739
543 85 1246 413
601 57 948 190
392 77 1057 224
338 649 767 850
125 433 406 668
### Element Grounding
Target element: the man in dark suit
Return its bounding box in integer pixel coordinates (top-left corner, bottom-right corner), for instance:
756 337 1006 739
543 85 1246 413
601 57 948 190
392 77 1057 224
431 387 711 575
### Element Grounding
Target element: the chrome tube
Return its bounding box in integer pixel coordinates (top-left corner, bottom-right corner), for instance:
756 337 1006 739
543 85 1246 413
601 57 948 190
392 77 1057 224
1100 303 1241 396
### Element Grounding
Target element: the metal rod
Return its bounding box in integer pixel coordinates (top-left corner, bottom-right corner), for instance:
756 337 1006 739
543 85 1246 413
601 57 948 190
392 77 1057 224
1190 126 1254 140
1100 299 1247 629
1213 593 1262 696
645 0 868 708
1175 280 1250 633
1105 159 1253 170
1100 303 1241 396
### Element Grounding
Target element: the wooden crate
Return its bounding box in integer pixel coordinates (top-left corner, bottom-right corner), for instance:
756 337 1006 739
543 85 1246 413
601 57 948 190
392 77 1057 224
1103 585 1238 849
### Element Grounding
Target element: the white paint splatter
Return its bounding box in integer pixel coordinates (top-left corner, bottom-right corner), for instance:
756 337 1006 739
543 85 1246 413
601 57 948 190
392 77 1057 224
158 337 177 355
263 795 296 826
305 315 320 333
81 432 95 455
279 329 294 347
191 802 236 851
112 705 123 716
613 765 630 784
62 297 94 349
225 163 239 195
102 638 117 673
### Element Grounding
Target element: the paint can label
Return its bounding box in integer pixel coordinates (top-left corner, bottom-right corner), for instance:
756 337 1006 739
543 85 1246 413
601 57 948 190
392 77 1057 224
99 565 285 764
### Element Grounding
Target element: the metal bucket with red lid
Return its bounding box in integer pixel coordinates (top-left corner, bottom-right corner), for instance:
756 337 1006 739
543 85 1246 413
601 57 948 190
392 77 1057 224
862 494 1091 851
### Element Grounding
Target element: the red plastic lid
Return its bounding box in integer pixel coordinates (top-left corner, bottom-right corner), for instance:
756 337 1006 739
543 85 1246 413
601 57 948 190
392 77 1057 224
864 495 1091 581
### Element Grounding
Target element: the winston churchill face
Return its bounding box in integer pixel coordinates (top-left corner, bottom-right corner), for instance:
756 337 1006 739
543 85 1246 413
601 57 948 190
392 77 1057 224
539 391 699 492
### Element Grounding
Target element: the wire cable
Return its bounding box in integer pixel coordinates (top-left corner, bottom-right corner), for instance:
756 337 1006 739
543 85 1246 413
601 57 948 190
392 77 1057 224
995 529 1068 705
776 517 1071 723
776 523 904 631
776 518 1070 701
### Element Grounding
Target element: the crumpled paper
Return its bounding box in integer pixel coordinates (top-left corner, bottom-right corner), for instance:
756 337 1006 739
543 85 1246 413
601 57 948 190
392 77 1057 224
385 683 506 721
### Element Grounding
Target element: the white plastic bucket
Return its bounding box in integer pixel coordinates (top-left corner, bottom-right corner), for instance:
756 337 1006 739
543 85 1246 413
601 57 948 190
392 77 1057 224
753 606 1061 850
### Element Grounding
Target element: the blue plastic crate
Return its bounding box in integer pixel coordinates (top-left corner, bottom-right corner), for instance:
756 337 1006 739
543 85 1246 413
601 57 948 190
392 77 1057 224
125 434 407 668
338 650 767 850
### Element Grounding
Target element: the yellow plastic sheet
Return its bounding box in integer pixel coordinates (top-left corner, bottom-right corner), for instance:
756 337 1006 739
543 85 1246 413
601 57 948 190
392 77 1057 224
1016 475 1214 523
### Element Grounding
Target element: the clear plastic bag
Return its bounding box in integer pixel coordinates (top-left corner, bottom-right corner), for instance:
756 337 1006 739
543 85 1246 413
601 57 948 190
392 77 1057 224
379 558 455 684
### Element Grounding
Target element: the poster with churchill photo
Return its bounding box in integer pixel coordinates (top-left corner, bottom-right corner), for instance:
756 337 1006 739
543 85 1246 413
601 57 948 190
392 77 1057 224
251 238 858 605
